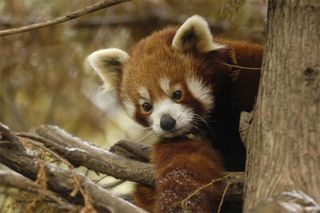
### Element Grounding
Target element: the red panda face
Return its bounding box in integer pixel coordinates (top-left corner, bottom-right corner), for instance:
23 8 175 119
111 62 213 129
87 15 226 138
118 48 214 137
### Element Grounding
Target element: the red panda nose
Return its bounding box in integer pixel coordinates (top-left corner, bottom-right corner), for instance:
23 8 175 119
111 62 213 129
160 114 176 131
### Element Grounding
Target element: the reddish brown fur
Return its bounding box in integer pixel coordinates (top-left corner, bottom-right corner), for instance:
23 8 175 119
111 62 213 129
119 28 203 125
135 137 224 213
133 184 156 212
204 39 263 170
118 28 263 132
215 38 263 112
88 16 263 212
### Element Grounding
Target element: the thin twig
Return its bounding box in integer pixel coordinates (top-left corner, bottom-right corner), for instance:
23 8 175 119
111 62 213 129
0 0 130 36
101 180 125 189
220 62 261 70
220 62 261 81
93 175 108 184
176 174 231 211
217 182 232 213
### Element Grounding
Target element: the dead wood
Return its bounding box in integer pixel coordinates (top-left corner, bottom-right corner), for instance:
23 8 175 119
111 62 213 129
109 139 151 162
0 122 25 151
0 122 146 213
0 170 81 212
1 122 245 211
32 125 154 185
34 125 244 200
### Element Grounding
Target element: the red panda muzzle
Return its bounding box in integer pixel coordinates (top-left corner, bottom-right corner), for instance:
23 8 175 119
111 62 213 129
160 114 176 131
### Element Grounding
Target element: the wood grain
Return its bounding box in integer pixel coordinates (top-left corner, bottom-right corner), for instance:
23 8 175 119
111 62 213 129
244 0 320 211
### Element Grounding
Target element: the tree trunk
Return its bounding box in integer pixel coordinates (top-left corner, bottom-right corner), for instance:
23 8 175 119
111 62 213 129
244 0 320 211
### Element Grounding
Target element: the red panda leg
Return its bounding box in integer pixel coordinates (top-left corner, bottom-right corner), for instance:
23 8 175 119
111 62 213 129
152 137 224 213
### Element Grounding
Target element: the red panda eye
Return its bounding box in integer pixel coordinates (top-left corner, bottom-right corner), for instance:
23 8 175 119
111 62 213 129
172 90 182 101
142 102 153 112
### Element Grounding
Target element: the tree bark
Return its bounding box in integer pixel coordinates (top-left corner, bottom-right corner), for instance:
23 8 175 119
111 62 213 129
0 170 81 212
35 126 155 185
244 0 320 211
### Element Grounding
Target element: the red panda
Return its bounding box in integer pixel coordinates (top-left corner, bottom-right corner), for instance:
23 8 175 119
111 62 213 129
87 15 263 212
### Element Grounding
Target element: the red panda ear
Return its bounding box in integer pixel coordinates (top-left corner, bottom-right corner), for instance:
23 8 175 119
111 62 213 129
172 15 225 53
87 48 129 89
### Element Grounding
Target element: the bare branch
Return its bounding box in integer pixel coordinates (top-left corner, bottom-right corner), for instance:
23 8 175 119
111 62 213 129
32 125 244 199
0 15 265 38
0 0 130 37
20 126 155 185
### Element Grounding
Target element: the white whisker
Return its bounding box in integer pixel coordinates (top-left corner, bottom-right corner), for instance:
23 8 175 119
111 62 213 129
136 130 154 143
192 113 216 141
191 121 206 138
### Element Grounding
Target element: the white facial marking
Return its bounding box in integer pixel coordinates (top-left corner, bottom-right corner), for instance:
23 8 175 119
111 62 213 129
150 99 193 137
159 78 171 95
123 100 135 118
186 77 214 111
138 87 150 100
172 15 225 52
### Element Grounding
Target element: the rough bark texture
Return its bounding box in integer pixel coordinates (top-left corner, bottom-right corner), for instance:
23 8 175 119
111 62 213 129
35 125 154 185
0 139 147 213
0 170 81 212
244 0 320 211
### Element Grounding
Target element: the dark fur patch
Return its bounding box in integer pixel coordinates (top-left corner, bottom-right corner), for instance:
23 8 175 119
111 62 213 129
105 58 122 72
134 110 150 127
181 28 196 49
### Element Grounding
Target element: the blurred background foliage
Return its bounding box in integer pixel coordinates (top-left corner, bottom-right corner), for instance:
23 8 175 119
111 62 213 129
0 0 266 211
